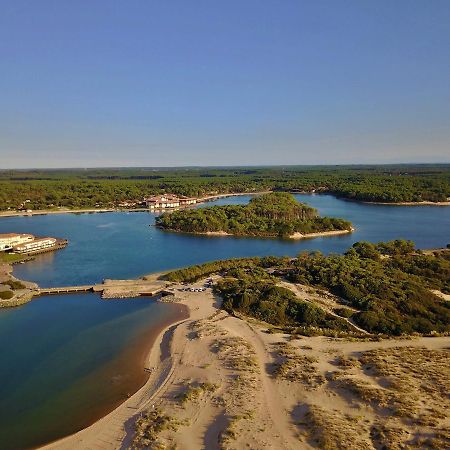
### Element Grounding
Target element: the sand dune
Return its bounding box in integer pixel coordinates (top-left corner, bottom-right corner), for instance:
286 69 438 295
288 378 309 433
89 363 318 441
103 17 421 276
44 279 450 450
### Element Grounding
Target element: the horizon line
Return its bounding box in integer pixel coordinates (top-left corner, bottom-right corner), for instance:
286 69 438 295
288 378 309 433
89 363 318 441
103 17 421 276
2 162 450 171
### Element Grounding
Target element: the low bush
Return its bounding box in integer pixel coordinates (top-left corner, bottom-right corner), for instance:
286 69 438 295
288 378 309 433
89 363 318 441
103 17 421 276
0 290 14 300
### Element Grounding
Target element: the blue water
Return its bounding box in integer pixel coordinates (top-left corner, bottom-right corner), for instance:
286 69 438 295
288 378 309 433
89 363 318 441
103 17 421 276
0 293 184 450
0 194 447 287
0 194 448 449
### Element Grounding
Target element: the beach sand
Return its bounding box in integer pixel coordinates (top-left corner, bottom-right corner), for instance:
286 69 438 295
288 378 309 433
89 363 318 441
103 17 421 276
43 277 450 450
289 228 353 239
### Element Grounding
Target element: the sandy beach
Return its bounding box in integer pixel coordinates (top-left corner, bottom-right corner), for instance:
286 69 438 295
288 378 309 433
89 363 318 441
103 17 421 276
289 228 353 239
43 277 450 450
161 228 353 240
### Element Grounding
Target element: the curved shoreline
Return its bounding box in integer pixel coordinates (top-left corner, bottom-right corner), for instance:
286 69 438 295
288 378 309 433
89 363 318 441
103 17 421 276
0 192 270 219
41 301 190 449
289 228 353 239
40 279 450 450
157 227 354 240
0 191 448 219
362 200 450 206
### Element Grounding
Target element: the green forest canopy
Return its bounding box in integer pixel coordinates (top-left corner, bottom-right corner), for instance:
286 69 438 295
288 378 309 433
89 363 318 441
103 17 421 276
156 192 352 237
0 165 449 210
163 240 450 336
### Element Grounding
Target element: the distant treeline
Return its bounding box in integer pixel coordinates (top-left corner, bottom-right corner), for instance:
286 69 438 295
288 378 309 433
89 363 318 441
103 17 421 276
156 192 352 237
0 165 449 210
163 240 450 336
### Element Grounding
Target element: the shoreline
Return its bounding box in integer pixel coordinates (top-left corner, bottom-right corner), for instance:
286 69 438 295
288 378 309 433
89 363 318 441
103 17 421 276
41 300 190 450
42 294 193 450
158 227 354 240
1 191 448 219
40 279 450 450
0 191 270 219
289 228 353 239
362 200 450 206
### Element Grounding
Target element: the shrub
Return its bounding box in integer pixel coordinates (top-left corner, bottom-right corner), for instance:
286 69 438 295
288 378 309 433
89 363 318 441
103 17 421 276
0 290 14 300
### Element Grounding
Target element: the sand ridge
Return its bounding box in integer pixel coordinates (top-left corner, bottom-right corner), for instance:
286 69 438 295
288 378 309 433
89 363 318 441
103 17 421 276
43 279 449 450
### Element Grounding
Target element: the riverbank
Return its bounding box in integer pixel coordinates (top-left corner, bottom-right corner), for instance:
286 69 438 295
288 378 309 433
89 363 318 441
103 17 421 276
0 258 37 308
289 228 353 239
363 200 450 206
0 292 189 450
1 192 448 219
163 228 353 240
0 192 270 219
43 278 450 449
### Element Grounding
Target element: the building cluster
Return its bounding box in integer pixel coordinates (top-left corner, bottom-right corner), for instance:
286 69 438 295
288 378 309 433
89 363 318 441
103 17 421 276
0 233 62 254
144 194 197 209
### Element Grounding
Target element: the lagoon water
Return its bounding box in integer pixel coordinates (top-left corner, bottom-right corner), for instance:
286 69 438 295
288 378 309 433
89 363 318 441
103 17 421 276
0 194 449 449
1 194 449 288
0 293 185 450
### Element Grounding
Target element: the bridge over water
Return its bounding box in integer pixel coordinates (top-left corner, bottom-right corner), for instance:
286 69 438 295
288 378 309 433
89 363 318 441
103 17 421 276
34 276 171 299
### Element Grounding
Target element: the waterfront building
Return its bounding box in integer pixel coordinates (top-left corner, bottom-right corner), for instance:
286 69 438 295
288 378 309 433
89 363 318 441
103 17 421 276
144 194 197 209
13 237 58 254
178 196 197 206
0 233 35 251
144 195 181 209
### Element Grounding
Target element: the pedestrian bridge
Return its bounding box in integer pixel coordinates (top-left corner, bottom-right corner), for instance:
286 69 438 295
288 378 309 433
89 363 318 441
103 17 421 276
35 285 94 296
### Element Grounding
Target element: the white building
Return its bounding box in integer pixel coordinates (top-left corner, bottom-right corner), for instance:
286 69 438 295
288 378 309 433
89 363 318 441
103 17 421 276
179 196 197 206
13 237 57 254
144 194 197 209
144 195 181 209
0 233 35 251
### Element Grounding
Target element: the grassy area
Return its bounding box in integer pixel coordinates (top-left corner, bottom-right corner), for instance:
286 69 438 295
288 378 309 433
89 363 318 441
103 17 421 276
0 252 31 264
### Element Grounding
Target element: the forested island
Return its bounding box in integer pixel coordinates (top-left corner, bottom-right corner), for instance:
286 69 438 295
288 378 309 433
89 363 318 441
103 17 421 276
156 192 352 238
0 165 449 211
163 240 450 336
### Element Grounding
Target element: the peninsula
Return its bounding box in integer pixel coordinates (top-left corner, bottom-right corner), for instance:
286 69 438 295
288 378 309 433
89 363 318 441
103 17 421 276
156 192 353 238
44 241 450 450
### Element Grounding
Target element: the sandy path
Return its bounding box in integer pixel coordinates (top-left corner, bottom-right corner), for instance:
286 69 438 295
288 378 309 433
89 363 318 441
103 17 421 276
219 315 300 449
43 291 215 450
41 280 450 450
279 281 370 334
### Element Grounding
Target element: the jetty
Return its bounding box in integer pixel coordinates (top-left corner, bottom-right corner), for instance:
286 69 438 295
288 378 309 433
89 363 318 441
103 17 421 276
33 275 172 299
36 285 94 295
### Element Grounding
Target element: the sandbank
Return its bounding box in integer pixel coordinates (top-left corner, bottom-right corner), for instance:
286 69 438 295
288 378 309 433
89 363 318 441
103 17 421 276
42 276 450 449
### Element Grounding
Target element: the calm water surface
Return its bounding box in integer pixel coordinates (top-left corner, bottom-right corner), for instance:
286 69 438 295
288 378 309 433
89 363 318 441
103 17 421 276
0 294 185 450
0 194 448 287
0 194 448 449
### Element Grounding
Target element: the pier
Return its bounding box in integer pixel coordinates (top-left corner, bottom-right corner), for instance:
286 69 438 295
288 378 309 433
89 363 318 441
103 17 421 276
35 285 94 296
33 276 172 299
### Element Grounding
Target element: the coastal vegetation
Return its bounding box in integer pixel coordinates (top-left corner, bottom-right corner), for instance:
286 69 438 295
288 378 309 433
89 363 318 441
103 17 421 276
164 241 450 336
156 192 352 237
0 165 449 211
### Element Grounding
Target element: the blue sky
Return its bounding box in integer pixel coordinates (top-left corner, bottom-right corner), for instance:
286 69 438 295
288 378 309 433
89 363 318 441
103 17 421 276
1 0 449 168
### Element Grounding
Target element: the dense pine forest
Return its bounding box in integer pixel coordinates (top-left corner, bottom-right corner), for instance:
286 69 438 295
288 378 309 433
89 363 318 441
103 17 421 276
0 165 449 210
156 192 352 237
163 241 450 336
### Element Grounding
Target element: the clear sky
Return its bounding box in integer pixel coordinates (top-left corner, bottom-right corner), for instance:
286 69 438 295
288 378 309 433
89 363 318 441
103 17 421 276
1 0 449 168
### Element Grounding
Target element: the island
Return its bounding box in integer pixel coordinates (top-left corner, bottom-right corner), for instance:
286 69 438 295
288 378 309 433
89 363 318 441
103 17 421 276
155 192 353 238
4 240 450 449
